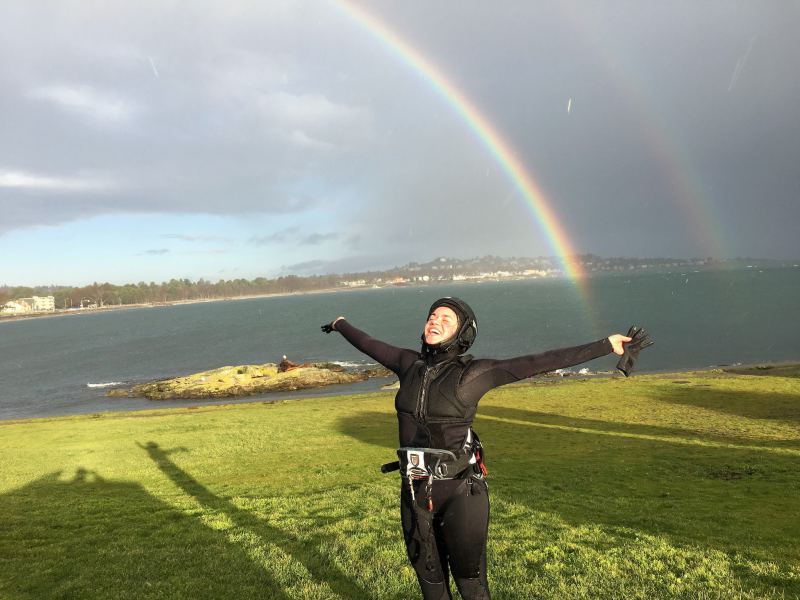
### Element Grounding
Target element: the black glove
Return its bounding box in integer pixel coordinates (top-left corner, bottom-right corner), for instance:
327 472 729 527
321 319 341 334
616 326 654 377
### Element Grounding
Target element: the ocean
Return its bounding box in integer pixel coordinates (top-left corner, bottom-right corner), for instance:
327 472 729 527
1 268 798 421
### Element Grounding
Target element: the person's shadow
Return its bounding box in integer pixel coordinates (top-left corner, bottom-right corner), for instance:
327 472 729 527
0 468 285 598
138 441 370 599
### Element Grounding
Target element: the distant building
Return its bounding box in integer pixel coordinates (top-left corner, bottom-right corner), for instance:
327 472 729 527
32 296 56 311
1 296 55 314
1 301 28 314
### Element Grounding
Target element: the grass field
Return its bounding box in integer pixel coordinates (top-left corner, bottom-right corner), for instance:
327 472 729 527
1 369 798 599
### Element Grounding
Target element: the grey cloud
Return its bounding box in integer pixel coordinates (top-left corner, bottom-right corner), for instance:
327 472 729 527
299 232 339 246
0 168 119 193
27 84 138 125
344 233 361 249
250 228 340 247
184 249 229 255
1 1 799 259
143 249 170 255
0 1 370 234
280 254 408 275
250 227 300 245
162 234 231 243
282 259 327 273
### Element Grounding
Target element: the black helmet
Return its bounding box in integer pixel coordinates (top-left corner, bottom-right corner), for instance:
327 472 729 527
423 297 478 353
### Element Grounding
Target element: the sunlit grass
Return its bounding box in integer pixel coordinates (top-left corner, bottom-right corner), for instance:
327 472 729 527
1 370 798 599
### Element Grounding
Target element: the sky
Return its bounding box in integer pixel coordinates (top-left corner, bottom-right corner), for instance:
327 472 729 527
1 1 798 286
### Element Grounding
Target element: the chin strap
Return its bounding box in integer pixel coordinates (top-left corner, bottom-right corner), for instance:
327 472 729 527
420 335 464 358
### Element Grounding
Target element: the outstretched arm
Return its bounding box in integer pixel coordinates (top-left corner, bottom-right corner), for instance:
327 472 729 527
462 337 616 394
322 317 416 375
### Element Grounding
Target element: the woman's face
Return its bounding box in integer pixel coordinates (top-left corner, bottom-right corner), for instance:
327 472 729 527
424 306 459 346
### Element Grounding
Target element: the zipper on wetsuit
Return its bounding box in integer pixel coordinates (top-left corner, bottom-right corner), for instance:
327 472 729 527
415 363 444 421
415 364 430 421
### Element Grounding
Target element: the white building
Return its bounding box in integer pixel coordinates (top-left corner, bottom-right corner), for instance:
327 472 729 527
1 301 28 314
1 296 56 314
31 296 56 311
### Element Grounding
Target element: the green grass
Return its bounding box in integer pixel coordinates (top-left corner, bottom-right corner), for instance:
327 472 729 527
1 370 798 599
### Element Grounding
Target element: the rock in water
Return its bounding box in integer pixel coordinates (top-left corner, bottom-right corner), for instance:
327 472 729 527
278 355 300 372
108 362 367 400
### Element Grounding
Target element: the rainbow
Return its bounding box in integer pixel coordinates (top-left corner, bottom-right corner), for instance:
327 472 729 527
334 1 587 282
557 1 726 259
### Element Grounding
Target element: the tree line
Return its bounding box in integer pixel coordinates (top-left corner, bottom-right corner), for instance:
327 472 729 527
0 274 342 309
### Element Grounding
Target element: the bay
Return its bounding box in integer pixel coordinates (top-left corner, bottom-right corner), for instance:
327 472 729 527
1 268 798 421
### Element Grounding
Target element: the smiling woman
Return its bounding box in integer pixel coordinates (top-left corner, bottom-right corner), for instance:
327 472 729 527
424 306 459 346
322 296 638 600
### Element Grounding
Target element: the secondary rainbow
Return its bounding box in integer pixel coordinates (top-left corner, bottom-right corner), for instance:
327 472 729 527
334 1 586 282
557 1 727 259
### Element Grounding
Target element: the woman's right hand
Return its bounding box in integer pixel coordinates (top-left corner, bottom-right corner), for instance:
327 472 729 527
321 316 346 333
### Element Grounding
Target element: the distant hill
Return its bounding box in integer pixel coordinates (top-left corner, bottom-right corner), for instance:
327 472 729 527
1 255 795 310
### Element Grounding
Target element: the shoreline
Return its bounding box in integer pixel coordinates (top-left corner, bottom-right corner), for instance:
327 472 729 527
6 264 797 325
0 287 347 324
2 361 796 426
0 280 446 324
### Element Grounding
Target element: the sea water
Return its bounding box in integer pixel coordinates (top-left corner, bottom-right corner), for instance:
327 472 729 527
1 268 798 420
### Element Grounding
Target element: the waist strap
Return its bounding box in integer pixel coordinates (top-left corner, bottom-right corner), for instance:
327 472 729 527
401 447 462 480
380 429 488 480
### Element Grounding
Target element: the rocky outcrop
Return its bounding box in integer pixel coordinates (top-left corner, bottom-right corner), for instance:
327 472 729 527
107 362 370 401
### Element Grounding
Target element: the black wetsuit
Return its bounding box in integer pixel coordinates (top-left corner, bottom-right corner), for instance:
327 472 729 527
335 320 612 600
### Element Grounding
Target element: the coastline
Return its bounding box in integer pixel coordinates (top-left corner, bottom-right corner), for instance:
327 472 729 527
4 264 797 325
0 284 376 325
3 269 798 423
0 288 340 323
2 361 796 426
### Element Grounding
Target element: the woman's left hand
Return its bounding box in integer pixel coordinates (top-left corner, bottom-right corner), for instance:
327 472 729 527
608 334 632 355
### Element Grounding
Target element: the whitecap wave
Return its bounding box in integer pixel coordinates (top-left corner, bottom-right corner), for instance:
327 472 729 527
552 368 593 377
332 361 377 368
86 381 124 388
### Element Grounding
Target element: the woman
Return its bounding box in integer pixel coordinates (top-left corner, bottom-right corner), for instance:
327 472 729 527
322 297 649 600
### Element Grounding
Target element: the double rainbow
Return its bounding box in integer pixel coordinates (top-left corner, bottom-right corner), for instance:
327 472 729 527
335 1 587 282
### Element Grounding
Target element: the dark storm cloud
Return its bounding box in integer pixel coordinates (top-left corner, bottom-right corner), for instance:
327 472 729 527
343 1 800 260
1 0 798 259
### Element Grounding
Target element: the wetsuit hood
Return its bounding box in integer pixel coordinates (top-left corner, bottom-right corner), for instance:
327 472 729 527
421 297 478 357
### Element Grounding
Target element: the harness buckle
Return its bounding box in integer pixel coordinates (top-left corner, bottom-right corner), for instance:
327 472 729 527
397 447 458 480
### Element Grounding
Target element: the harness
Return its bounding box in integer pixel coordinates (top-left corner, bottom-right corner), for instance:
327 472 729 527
381 429 488 511
380 431 489 575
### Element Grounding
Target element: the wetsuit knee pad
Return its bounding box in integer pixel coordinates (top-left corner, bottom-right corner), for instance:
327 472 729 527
454 576 491 600
418 579 453 600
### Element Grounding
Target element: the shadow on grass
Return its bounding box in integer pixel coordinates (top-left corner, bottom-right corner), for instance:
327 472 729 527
337 409 397 450
647 384 800 424
336 396 800 455
724 364 800 379
0 468 284 599
139 441 370 600
336 406 800 577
